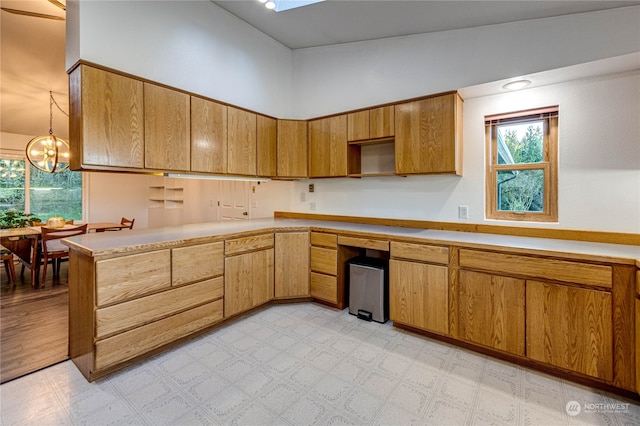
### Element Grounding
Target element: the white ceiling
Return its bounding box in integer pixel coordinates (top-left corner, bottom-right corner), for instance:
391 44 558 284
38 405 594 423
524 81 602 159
212 0 640 49
2 0 639 141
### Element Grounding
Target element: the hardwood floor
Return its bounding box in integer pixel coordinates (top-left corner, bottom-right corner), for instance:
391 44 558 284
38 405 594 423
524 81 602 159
0 260 69 383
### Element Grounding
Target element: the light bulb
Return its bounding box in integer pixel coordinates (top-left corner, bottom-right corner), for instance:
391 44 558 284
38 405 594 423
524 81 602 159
265 1 276 9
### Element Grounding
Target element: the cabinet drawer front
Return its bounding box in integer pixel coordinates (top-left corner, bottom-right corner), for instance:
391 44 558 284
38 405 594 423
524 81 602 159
338 235 389 251
390 241 449 264
225 233 274 256
310 272 337 303
459 249 612 288
310 232 337 248
310 247 337 275
96 250 171 306
96 277 223 339
172 242 223 286
95 299 223 371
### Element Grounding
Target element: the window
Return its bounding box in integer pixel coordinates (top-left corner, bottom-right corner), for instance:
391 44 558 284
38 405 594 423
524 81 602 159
485 106 558 222
0 151 83 222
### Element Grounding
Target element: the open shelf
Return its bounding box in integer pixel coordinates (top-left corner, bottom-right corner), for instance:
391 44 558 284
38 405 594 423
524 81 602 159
348 139 395 177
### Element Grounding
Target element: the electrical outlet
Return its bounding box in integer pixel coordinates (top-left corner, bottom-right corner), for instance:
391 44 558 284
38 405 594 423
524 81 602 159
300 192 306 202
309 183 315 193
458 205 469 219
310 202 316 211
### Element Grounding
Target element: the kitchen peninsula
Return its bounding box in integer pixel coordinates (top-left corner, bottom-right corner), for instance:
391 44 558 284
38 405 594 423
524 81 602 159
63 217 640 398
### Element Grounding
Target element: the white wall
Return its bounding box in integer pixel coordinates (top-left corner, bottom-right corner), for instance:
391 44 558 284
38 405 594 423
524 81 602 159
85 172 150 228
67 0 293 117
289 70 640 233
292 6 640 118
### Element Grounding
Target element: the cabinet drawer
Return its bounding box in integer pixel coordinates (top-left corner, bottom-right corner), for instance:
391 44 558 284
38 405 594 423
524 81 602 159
310 232 337 248
96 277 223 339
225 233 274 256
310 247 337 275
95 299 223 370
459 249 612 288
390 241 449 264
172 242 223 286
310 272 337 304
96 250 171 306
338 235 389 251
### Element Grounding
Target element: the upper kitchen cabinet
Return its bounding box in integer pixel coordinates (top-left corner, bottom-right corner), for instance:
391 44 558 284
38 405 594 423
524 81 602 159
308 115 348 178
347 105 394 142
190 96 227 174
256 115 277 178
228 106 257 176
277 119 308 179
69 65 144 170
395 92 463 175
144 83 190 172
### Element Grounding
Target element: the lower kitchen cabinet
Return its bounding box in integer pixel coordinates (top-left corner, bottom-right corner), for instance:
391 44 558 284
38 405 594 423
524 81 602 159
458 270 525 356
389 259 449 335
526 279 613 381
224 233 274 317
275 232 310 298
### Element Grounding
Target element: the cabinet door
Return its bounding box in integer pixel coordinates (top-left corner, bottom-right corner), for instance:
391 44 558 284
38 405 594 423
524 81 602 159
144 83 190 171
389 259 448 335
395 93 461 175
347 110 369 142
277 120 308 178
224 248 274 317
69 65 144 170
309 115 347 177
275 232 310 298
370 106 394 139
228 106 257 176
257 115 277 177
526 280 613 381
191 96 227 174
458 270 525 355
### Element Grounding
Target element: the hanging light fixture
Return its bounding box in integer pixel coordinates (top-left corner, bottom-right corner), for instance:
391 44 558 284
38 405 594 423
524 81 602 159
25 91 70 173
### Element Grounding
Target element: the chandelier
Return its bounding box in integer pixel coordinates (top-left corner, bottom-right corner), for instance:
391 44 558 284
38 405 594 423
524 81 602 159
25 91 70 173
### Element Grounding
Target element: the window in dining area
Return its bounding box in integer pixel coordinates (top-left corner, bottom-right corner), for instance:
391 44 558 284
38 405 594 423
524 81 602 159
0 154 83 221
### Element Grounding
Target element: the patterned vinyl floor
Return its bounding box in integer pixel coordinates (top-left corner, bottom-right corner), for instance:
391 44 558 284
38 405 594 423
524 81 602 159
1 303 639 425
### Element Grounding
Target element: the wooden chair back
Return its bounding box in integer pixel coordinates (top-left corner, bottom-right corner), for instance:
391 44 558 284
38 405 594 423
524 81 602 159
40 224 88 286
120 217 135 230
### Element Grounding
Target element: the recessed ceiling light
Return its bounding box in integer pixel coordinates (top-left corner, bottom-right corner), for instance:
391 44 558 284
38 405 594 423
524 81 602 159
265 1 276 9
502 79 532 91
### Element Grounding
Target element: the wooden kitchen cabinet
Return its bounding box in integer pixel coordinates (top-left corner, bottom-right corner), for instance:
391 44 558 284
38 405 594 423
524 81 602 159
70 241 224 381
257 115 277 177
144 83 191 171
69 65 145 170
347 106 394 142
308 115 348 177
395 92 463 175
458 270 525 355
390 259 449 335
277 119 308 178
224 233 274 317
275 232 310 298
190 96 227 174
309 231 361 308
228 106 257 176
526 279 613 381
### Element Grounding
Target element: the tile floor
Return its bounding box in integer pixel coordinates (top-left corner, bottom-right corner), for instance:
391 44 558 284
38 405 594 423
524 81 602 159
1 303 639 425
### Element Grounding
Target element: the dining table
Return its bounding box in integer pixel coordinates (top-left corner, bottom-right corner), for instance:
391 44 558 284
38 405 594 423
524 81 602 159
0 222 127 288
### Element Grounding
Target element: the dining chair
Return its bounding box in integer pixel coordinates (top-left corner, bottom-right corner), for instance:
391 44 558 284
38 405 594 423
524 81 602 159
40 224 88 287
1 246 16 287
105 217 135 231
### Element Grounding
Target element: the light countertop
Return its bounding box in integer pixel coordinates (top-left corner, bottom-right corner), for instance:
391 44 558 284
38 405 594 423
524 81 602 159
62 217 640 264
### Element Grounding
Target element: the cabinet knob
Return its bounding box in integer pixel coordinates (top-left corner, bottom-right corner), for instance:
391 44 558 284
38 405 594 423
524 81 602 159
243 212 248 216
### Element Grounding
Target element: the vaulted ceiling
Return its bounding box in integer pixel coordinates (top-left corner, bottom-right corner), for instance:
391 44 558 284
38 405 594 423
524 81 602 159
2 0 639 141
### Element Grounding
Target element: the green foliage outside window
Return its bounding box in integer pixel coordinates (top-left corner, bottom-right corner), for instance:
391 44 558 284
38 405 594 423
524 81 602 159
496 123 544 212
0 157 82 222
